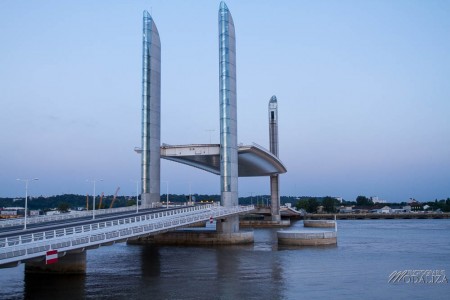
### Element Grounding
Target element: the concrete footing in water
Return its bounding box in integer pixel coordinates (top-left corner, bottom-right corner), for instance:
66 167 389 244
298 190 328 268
240 219 291 228
277 230 337 246
25 251 86 274
129 230 254 246
304 220 336 228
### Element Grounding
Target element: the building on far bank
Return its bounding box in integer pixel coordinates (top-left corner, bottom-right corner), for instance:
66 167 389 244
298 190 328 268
0 207 24 218
370 206 392 214
338 206 354 213
402 205 411 213
410 201 423 211
370 196 386 204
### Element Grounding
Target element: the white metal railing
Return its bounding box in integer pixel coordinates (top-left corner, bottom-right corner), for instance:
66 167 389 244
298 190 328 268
251 142 271 153
0 203 167 228
0 204 254 266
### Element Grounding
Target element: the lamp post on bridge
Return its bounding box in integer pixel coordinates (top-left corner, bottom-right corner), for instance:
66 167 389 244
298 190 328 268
161 180 169 208
16 178 39 230
205 129 215 144
87 179 103 220
131 179 139 213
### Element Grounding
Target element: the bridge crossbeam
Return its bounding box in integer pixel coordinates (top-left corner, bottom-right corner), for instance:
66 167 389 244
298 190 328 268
0 204 254 267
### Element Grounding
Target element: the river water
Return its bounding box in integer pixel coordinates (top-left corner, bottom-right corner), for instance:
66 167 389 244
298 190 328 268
1 219 449 299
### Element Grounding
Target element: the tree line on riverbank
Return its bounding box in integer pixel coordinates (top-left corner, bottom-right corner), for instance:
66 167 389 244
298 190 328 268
294 195 450 213
1 194 449 213
0 194 219 211
0 194 300 211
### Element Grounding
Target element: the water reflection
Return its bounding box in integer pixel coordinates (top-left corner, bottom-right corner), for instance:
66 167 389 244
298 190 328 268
139 245 161 279
277 243 338 251
24 273 86 300
132 243 285 300
214 246 284 299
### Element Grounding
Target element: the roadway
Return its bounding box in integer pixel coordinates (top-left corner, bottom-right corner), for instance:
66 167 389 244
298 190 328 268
0 206 183 239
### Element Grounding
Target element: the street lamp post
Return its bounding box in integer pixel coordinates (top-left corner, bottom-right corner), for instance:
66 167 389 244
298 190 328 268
87 179 103 219
205 129 215 144
161 181 169 208
131 179 139 213
189 182 192 206
16 178 39 230
166 181 169 208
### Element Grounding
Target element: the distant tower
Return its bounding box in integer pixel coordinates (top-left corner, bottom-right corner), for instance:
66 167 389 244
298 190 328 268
141 11 161 205
269 96 279 157
269 96 281 221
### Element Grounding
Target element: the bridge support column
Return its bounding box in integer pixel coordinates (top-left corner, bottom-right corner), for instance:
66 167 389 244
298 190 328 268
216 215 239 233
270 175 281 222
25 251 86 275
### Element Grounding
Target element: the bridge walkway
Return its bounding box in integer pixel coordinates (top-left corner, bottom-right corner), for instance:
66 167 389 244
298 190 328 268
0 204 254 268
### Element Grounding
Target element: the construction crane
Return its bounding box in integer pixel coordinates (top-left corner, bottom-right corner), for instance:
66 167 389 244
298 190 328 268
109 187 120 208
98 192 104 209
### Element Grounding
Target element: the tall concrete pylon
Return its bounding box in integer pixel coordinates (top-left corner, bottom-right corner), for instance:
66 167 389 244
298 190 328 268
141 11 161 206
219 2 238 208
218 2 239 233
269 96 281 221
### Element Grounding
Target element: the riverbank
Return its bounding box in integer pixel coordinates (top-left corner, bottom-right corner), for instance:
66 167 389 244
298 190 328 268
304 212 450 220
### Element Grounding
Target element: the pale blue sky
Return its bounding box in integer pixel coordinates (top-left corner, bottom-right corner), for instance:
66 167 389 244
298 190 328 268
1 0 449 202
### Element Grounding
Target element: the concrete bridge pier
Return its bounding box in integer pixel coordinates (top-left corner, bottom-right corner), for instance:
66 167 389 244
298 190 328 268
216 215 239 233
270 175 281 222
214 215 254 244
129 213 253 246
25 251 86 275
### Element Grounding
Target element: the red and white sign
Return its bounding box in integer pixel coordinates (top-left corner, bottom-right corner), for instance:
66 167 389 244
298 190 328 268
209 216 213 224
46 250 58 265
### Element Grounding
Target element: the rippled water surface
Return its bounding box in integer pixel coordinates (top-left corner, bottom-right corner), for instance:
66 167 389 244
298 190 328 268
1 219 449 299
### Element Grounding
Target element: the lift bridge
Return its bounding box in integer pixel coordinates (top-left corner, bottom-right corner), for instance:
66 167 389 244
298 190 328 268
0 204 253 268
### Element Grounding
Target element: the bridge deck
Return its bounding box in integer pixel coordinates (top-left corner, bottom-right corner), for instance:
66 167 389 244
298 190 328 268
0 204 254 268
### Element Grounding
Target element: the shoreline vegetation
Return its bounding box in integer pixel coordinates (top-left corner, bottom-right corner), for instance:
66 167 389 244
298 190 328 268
302 212 450 220
1 194 449 216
